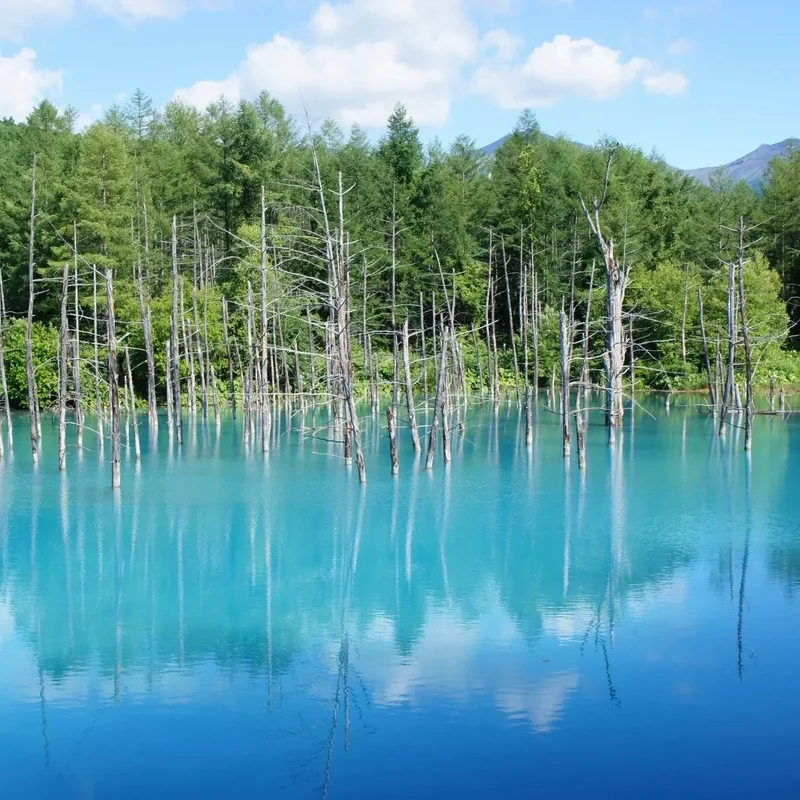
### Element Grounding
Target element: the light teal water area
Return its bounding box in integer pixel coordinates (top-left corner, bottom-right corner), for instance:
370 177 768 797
0 398 798 798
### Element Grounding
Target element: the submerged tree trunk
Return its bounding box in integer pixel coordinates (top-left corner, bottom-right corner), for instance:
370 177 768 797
425 326 449 470
560 300 571 458
737 217 754 452
0 264 12 448
719 257 737 436
387 406 399 475
72 224 84 449
58 262 69 471
106 271 121 489
26 153 40 464
171 216 183 446
401 320 420 453
125 346 141 460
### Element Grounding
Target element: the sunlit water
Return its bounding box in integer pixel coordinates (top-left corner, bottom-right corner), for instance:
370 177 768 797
1 396 799 798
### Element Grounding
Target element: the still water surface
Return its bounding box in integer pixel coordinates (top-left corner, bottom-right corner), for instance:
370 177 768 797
1 399 799 798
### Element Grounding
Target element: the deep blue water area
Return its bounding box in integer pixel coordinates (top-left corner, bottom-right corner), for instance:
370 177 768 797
1 397 799 798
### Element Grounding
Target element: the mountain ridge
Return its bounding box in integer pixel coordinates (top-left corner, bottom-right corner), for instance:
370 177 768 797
480 134 798 189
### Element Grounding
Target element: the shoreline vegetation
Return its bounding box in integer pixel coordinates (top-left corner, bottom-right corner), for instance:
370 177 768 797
0 95 799 483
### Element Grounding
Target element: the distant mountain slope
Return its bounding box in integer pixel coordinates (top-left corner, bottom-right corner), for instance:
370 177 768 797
685 139 797 188
481 133 798 190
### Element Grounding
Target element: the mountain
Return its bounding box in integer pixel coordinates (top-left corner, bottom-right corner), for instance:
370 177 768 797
481 133 798 190
685 139 798 188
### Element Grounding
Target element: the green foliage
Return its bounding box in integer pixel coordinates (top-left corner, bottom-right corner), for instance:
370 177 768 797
1 320 59 408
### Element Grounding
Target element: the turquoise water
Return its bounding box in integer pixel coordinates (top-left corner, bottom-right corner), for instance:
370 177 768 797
1 398 799 798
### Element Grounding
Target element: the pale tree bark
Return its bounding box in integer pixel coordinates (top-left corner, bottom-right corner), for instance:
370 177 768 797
401 320 420 452
106 271 121 489
26 153 40 463
58 262 69 471
171 216 183 446
260 187 272 452
387 406 399 475
0 263 12 448
72 223 84 449
125 346 141 460
578 150 628 435
736 217 754 452
425 323 449 470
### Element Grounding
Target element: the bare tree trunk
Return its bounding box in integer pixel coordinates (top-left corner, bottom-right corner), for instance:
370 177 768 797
575 380 586 470
401 320 420 452
501 238 521 402
222 298 236 416
26 153 40 464
441 353 452 465
260 187 272 452
306 305 317 401
171 216 183 446
0 263 12 448
72 224 85 448
181 281 196 416
420 293 429 406
629 318 635 401
387 406 399 475
192 209 208 419
125 346 141 460
425 325 449 470
737 217 753 452
581 260 596 395
106 271 121 489
166 339 174 438
58 262 69 471
719 257 737 436
135 251 157 430
698 288 716 413
579 156 627 433
560 300 571 458
93 265 103 446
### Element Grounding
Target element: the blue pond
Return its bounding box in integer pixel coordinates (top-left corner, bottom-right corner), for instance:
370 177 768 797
0 398 799 798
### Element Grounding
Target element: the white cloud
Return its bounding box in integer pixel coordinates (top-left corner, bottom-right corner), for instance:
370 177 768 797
0 0 74 40
667 37 695 54
85 0 201 23
471 34 688 107
175 0 478 127
482 28 525 61
0 48 63 120
643 70 688 95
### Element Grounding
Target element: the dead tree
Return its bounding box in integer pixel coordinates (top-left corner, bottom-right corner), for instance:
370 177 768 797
401 320 421 453
92 265 103 445
719 254 737 436
560 299 571 458
260 187 272 453
222 298 236 416
72 224 85 448
578 149 628 437
26 153 40 463
387 406 399 475
135 255 158 429
736 217 754 452
171 216 183 445
58 262 69 471
106 271 121 489
425 324 449 470
0 264 12 448
125 346 141 460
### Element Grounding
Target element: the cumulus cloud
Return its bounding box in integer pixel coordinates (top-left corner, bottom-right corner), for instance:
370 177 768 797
0 48 63 120
0 0 74 40
175 0 479 127
471 34 688 107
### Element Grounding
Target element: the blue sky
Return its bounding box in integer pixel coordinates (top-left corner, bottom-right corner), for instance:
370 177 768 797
0 0 793 169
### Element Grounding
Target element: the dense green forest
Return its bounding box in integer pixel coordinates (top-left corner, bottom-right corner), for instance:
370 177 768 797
0 91 798 414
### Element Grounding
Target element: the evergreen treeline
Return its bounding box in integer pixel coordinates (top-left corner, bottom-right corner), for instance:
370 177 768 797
0 92 797 410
